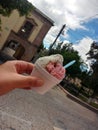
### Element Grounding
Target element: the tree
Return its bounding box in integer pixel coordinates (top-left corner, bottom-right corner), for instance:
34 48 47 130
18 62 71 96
49 42 82 78
87 41 98 96
0 0 34 30
0 0 34 16
87 41 98 59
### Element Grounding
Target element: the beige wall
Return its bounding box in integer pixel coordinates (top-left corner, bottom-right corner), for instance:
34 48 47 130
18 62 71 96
0 10 43 49
0 10 22 49
27 13 43 42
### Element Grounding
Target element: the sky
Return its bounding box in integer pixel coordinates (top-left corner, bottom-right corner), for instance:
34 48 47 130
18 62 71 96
28 0 98 63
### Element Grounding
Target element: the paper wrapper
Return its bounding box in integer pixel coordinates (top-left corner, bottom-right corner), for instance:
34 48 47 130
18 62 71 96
31 63 62 94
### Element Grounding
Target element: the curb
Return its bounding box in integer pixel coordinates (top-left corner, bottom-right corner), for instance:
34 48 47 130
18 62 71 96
59 86 98 114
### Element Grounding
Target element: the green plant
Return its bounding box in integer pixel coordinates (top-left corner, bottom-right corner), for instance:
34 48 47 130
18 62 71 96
90 102 98 109
78 94 88 102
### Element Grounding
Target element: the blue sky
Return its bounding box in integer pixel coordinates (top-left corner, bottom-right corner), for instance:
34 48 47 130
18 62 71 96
67 18 98 43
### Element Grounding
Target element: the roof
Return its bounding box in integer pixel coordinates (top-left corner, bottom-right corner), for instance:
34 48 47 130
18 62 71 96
33 7 54 26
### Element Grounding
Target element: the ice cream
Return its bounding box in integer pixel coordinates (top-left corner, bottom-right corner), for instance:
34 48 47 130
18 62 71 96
31 54 65 94
45 62 65 80
35 54 63 68
35 54 65 80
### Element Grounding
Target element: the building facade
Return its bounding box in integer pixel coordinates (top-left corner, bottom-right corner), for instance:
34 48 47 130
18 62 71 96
0 8 53 61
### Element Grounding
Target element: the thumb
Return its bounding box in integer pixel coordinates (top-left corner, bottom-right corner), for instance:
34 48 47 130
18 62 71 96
14 75 44 89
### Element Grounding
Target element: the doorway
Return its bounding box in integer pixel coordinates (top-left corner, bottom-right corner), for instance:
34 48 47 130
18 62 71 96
4 40 25 60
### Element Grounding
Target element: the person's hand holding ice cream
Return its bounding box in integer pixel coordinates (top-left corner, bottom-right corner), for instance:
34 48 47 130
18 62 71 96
30 54 70 94
31 54 76 94
0 60 44 96
0 54 75 96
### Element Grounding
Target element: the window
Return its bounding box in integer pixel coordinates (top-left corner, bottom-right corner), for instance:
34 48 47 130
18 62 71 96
19 21 34 39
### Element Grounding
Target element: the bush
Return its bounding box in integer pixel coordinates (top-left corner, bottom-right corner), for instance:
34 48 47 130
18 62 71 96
78 94 88 102
90 102 98 109
60 81 80 96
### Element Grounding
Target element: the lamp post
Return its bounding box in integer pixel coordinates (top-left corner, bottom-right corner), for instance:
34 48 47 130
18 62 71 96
48 24 66 54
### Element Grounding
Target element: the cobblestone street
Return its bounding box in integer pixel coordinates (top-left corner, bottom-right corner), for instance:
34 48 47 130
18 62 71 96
0 87 98 130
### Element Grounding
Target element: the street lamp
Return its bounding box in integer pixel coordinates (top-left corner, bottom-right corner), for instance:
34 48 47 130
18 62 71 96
48 24 66 54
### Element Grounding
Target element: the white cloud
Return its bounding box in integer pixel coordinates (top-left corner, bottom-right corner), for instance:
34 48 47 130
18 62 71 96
28 0 98 29
73 37 93 61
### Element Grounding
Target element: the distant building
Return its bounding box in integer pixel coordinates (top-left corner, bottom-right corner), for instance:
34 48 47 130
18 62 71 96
0 8 53 61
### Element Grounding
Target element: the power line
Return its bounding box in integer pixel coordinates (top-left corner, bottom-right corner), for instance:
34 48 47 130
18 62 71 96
79 13 98 24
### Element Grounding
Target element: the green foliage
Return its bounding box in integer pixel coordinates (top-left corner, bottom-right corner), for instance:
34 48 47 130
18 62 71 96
81 72 91 88
0 0 34 31
39 42 45 51
87 42 98 97
89 76 98 97
0 0 34 16
49 42 82 78
78 94 88 102
90 102 98 109
62 50 81 77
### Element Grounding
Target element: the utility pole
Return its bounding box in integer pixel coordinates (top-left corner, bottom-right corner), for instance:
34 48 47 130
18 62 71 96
48 24 66 54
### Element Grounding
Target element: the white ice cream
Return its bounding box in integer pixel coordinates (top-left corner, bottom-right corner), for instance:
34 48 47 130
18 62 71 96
35 54 64 68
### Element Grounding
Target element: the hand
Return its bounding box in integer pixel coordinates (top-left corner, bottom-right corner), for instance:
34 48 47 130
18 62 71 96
0 60 44 95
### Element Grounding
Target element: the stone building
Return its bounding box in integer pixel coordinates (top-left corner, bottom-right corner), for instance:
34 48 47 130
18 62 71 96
0 8 53 61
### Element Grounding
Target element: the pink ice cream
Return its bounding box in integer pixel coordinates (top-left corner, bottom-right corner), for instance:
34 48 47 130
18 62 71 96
35 54 65 80
45 62 65 80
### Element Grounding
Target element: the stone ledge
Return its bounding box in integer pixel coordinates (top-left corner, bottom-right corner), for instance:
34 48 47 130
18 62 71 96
59 86 98 114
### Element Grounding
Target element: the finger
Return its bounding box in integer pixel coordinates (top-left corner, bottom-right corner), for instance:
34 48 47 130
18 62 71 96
14 60 34 74
23 87 32 90
13 75 44 88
